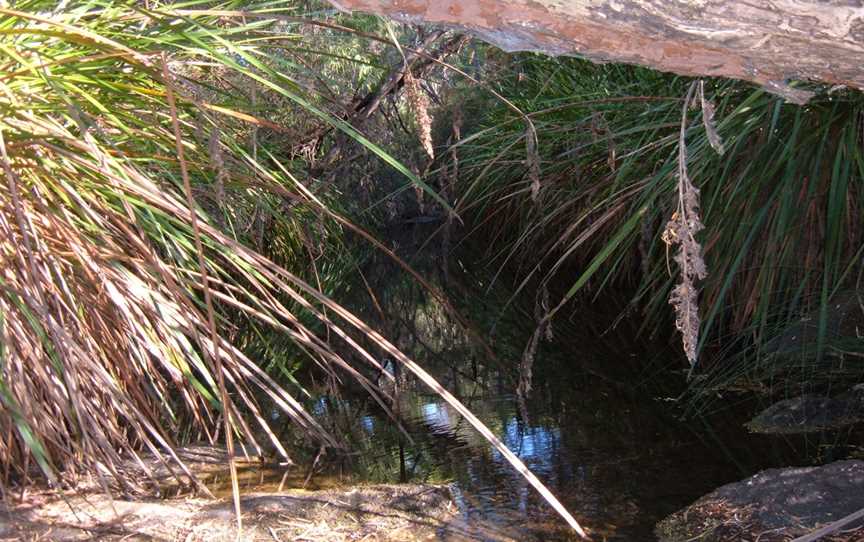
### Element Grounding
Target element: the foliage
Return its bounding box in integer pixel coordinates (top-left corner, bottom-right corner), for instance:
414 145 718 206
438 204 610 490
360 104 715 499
0 0 370 488
444 53 864 405
0 5 588 535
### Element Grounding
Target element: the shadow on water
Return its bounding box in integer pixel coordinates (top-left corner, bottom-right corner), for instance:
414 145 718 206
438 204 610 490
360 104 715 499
332 351 743 540
246 224 802 541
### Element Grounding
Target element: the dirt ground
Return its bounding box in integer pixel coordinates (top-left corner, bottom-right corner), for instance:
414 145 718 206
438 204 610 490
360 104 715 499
1 484 468 542
0 445 532 542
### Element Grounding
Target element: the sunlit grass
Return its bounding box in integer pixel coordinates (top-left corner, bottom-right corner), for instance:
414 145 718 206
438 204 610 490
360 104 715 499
0 4 588 535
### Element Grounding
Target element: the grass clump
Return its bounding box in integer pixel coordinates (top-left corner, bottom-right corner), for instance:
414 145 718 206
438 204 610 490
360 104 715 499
0 0 362 490
444 54 864 407
0 7 588 535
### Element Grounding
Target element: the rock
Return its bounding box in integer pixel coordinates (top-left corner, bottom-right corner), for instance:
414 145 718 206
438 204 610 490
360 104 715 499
656 460 864 542
745 387 864 434
764 291 864 360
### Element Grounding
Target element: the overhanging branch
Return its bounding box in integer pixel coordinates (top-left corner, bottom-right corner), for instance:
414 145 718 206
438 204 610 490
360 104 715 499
330 0 864 103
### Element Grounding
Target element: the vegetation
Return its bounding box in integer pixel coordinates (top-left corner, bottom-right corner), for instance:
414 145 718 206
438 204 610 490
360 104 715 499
442 55 864 410
0 2 589 535
0 0 368 490
2 0 863 538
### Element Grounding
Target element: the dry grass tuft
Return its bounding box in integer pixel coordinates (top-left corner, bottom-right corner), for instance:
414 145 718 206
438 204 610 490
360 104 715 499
0 6 587 538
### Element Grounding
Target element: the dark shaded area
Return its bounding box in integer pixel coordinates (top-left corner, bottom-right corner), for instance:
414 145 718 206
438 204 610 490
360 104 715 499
747 388 864 435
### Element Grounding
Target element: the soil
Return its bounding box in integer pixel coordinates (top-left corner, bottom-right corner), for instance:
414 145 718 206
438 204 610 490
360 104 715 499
0 447 476 542
656 460 864 541
1 484 462 542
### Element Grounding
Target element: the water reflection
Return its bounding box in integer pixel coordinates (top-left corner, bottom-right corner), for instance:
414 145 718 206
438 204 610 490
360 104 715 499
304 362 718 541
262 243 787 541
422 402 451 430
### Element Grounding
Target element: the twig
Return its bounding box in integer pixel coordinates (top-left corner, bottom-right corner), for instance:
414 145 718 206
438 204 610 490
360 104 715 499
790 507 864 542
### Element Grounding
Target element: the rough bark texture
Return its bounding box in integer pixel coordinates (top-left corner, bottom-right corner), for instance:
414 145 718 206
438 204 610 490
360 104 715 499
329 0 864 103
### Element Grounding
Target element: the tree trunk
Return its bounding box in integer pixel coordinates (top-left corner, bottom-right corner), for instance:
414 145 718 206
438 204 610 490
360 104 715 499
329 0 864 103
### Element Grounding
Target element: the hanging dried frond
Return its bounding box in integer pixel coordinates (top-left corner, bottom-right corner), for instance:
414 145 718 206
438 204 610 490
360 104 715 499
540 284 554 341
518 321 542 399
403 71 434 160
662 82 710 366
440 103 463 285
517 284 555 401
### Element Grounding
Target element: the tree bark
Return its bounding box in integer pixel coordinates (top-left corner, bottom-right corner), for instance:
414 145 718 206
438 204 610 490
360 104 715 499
329 0 864 103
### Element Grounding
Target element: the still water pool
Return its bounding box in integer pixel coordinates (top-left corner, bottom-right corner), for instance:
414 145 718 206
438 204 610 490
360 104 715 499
243 313 777 540
228 247 786 540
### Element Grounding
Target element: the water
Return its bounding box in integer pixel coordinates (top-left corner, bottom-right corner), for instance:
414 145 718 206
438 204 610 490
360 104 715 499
234 229 787 540
324 350 746 541
253 270 774 540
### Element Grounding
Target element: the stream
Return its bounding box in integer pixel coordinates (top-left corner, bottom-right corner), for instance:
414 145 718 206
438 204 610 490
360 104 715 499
222 227 795 540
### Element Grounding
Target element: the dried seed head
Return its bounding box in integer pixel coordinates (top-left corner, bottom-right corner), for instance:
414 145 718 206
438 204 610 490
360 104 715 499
667 82 710 367
404 71 434 160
